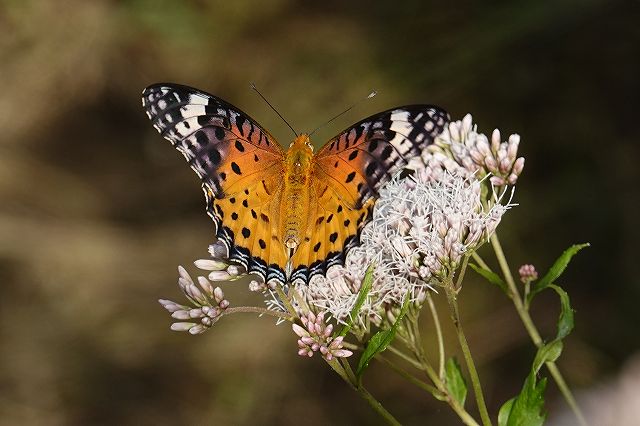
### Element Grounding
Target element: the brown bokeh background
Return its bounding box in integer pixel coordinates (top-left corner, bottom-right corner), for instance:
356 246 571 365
1 1 638 425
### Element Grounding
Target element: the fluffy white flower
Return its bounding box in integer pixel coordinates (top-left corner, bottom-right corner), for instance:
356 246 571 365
301 170 514 326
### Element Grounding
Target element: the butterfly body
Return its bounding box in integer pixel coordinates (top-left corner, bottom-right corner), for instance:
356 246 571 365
281 134 314 252
142 83 449 285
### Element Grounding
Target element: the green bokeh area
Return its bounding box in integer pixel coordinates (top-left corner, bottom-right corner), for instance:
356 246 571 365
1 1 638 424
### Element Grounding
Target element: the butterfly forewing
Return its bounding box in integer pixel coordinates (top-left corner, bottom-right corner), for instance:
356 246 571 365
289 105 449 284
142 84 289 283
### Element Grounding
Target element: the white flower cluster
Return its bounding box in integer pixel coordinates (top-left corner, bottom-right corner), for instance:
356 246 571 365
302 168 514 326
422 114 524 186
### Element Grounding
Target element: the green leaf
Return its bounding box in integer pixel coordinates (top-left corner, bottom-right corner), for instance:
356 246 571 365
528 243 589 303
445 357 467 407
506 372 547 426
533 340 563 373
548 284 574 340
469 263 509 295
356 294 411 379
500 345 555 426
498 398 516 426
337 263 374 337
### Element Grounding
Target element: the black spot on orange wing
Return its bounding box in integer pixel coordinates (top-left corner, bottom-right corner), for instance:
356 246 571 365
208 149 221 165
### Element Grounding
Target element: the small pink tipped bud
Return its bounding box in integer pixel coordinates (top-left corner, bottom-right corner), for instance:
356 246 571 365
197 276 214 298
518 264 538 284
213 287 224 303
170 322 195 332
512 157 525 175
491 128 501 152
194 259 228 271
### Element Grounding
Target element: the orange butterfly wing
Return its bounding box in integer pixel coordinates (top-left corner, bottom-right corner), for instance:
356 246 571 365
142 84 289 283
289 106 449 284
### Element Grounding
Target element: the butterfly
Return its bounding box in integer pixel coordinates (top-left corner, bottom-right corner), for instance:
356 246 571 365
142 83 449 285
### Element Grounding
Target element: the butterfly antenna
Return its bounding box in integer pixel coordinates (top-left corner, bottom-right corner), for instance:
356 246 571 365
308 90 377 137
250 83 298 137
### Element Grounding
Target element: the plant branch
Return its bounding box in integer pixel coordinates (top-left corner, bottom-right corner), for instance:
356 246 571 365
224 306 292 320
444 281 493 426
377 354 441 396
490 233 588 426
426 292 446 379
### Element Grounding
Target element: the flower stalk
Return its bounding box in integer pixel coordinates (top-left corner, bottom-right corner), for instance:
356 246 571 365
444 279 492 426
489 234 588 426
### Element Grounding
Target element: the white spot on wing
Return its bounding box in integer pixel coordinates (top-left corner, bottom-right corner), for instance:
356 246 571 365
390 111 412 134
187 93 211 105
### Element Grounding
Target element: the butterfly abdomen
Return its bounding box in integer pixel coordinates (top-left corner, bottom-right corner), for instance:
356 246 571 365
280 135 315 251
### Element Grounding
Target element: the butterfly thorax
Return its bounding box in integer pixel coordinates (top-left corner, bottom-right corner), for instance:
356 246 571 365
280 134 315 252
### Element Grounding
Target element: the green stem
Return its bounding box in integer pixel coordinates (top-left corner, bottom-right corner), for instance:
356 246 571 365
388 345 481 425
388 345 424 370
445 282 493 426
455 255 471 291
356 386 402 426
417 353 482 426
327 356 400 425
224 306 292 321
377 354 441 396
274 285 297 319
490 233 588 426
426 292 446 379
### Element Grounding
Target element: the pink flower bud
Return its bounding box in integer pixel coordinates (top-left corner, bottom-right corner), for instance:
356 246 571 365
491 128 501 153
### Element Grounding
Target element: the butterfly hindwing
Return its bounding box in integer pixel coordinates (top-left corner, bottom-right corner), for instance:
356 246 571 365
142 84 288 283
290 105 449 283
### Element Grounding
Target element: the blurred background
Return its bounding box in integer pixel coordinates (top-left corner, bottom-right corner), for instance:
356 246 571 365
1 0 638 424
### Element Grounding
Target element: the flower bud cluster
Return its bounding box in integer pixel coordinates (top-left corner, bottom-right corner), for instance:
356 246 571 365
423 114 525 186
159 266 230 334
518 264 539 284
292 312 353 360
190 242 247 282
377 171 511 282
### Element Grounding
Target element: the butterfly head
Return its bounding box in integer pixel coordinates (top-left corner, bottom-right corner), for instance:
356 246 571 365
289 134 314 152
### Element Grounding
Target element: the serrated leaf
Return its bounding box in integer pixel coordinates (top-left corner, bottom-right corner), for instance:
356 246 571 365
469 263 509 295
548 284 574 340
356 294 411 378
533 341 563 373
445 357 467 407
338 263 374 337
528 243 589 303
